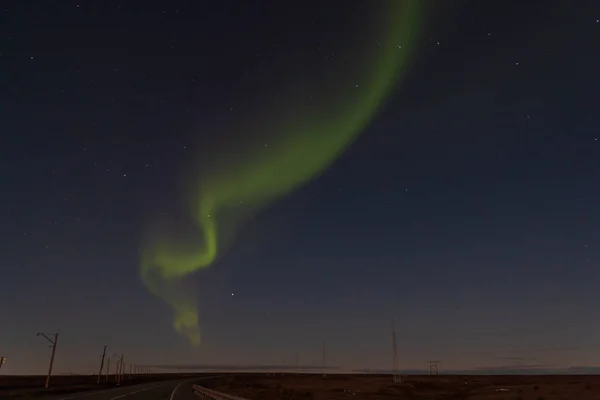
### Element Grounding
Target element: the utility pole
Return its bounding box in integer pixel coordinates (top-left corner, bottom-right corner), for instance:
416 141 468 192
113 356 120 383
391 320 400 383
294 351 299 374
105 357 110 383
97 345 107 384
117 354 124 385
428 360 440 376
111 353 124 384
37 332 58 388
322 340 327 377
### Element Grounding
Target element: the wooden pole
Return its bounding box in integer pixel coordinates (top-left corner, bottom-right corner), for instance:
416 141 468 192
97 345 107 384
45 333 58 388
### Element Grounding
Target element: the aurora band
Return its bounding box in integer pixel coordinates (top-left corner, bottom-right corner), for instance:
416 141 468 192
140 1 423 345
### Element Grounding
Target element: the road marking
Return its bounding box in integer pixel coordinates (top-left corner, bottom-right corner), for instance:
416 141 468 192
109 384 163 400
60 379 198 400
60 387 126 400
169 380 189 400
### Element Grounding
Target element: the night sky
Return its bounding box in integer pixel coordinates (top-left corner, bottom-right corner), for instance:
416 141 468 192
2 1 600 375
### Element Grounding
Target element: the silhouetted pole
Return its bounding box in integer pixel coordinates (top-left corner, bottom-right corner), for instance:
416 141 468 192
116 354 124 385
295 351 299 374
391 320 400 383
322 340 327 377
97 345 107 384
115 360 120 383
113 357 120 383
121 356 125 382
36 332 58 388
105 357 110 383
428 360 440 376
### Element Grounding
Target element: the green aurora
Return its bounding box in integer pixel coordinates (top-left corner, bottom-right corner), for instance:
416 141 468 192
140 1 423 346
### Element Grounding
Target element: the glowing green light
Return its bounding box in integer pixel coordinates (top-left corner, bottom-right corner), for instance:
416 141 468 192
141 1 423 345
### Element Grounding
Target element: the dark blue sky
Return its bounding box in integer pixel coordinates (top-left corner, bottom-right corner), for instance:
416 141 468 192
2 1 600 374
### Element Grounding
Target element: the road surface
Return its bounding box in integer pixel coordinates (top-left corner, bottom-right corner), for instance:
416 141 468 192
25 379 203 400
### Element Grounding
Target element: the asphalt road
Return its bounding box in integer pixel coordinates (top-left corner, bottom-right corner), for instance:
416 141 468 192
32 379 203 400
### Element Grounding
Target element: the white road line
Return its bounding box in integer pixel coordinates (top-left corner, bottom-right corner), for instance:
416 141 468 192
169 380 189 400
108 384 163 400
59 388 123 400
60 379 192 400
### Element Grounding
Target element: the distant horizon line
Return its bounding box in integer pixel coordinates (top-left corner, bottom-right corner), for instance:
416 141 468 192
7 365 600 376
141 364 600 375
6 368 600 376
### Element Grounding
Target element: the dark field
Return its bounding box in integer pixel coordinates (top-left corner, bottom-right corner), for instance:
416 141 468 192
201 373 600 400
3 373 600 399
0 373 203 398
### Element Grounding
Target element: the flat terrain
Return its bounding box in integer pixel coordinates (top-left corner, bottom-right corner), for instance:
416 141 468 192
201 373 600 400
0 373 204 398
4 373 600 399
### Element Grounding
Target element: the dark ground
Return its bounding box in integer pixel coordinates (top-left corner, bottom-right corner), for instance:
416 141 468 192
3 373 600 399
200 373 600 400
0 373 206 398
